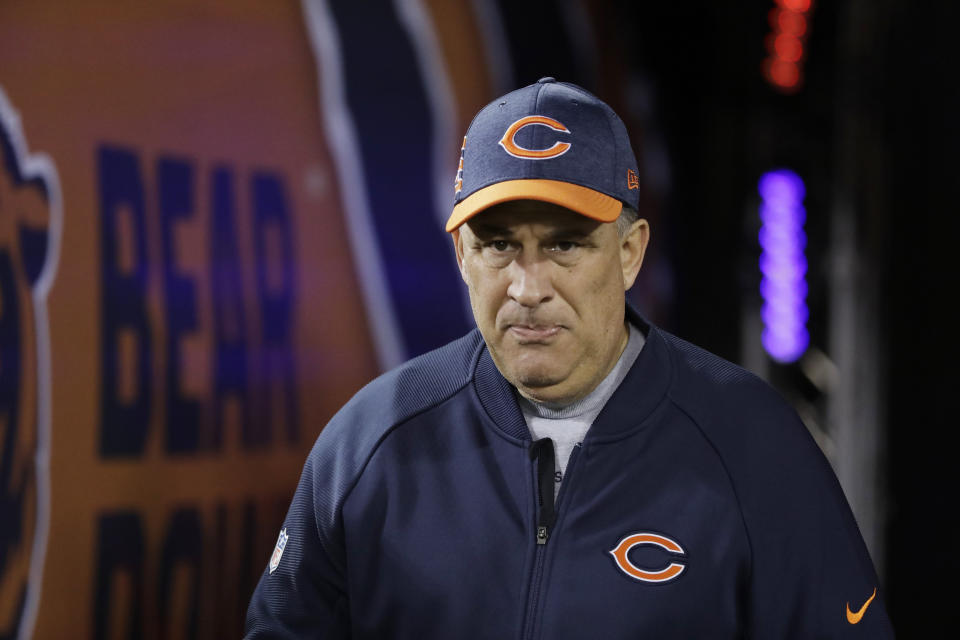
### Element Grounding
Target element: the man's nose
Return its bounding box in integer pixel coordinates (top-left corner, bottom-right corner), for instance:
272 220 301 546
506 259 553 307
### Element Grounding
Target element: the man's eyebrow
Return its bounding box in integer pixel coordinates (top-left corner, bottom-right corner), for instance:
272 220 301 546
469 223 513 237
469 221 598 239
542 225 596 240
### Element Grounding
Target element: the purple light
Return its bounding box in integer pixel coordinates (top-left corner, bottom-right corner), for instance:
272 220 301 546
758 226 807 254
759 252 808 281
758 168 808 363
758 170 806 202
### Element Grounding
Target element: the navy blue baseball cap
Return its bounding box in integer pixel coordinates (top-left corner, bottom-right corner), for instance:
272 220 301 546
446 77 640 232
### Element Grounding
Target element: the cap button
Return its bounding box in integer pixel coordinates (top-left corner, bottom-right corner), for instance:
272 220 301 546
537 77 556 84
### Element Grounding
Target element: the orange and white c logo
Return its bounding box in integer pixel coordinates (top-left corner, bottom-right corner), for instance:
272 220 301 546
499 115 571 160
609 532 687 584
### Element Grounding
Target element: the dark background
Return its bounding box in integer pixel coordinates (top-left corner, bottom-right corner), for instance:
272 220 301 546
491 0 958 634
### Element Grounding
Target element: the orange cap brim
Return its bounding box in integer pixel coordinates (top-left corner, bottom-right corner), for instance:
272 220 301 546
445 179 622 232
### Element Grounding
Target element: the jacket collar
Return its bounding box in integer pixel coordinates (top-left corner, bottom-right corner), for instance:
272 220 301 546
472 304 673 443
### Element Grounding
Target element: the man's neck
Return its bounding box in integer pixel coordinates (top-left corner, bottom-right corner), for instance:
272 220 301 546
518 322 645 419
516 321 632 409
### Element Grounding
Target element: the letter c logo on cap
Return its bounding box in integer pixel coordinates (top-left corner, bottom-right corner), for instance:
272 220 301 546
499 115 571 160
609 532 687 584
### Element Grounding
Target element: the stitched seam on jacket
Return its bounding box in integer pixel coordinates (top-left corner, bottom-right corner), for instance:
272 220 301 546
316 378 475 564
665 395 755 610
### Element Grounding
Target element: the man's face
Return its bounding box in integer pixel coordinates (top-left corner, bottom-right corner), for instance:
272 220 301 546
453 200 648 405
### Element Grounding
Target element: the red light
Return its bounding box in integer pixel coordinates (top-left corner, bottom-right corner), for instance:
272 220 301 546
778 10 807 36
768 8 781 29
768 59 800 88
764 0 813 93
777 0 811 11
765 32 777 55
774 34 804 62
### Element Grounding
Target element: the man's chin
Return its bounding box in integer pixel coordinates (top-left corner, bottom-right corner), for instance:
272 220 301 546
515 372 565 390
488 344 575 394
508 362 572 397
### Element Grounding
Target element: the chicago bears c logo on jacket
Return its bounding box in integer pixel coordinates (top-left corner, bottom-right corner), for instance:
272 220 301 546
0 86 61 640
498 116 571 159
609 532 687 583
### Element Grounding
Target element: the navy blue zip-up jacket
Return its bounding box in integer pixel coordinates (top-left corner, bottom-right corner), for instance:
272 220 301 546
245 311 894 638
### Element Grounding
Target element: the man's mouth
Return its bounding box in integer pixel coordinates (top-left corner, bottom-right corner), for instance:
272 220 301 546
507 324 562 342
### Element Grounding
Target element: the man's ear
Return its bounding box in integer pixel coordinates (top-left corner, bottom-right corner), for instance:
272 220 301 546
620 219 650 290
451 228 467 282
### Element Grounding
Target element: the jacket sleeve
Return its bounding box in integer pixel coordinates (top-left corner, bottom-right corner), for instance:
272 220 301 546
243 449 351 638
736 402 896 638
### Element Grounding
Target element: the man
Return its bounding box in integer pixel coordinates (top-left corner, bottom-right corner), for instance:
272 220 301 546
245 78 894 638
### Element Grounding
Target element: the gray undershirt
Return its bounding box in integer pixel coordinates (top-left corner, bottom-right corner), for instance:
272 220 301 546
517 323 646 497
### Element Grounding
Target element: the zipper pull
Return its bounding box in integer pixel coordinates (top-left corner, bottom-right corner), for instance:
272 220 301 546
536 526 549 545
530 438 557 546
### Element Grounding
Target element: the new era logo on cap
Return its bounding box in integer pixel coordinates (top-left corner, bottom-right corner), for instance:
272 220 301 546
446 77 639 232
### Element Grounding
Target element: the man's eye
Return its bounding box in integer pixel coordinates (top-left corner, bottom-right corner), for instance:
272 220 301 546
488 240 511 252
549 241 579 252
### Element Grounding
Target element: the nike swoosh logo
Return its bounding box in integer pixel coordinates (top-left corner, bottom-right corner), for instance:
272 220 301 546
846 587 877 624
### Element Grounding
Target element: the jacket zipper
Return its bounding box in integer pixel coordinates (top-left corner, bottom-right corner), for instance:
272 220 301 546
522 438 558 640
